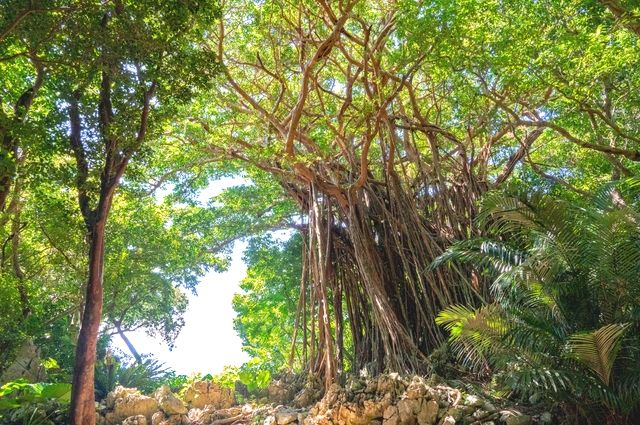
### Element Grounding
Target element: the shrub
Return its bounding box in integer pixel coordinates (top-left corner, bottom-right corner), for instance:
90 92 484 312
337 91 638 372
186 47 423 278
434 182 640 423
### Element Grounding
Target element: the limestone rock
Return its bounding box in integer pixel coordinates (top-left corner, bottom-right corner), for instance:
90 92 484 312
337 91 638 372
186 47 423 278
383 405 400 425
397 398 419 424
417 400 438 425
122 415 147 425
182 380 234 409
0 339 46 383
151 411 166 425
276 409 298 424
406 377 428 400
336 403 372 425
187 407 210 424
103 386 158 425
363 398 385 419
154 385 187 415
106 386 138 409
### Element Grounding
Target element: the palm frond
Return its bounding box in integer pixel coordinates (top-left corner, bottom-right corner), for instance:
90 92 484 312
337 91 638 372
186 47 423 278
568 323 630 385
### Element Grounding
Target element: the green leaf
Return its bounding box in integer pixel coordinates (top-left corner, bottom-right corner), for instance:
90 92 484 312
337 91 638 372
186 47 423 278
40 383 72 402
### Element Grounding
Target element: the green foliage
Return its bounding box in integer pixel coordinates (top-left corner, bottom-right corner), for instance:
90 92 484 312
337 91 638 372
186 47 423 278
237 362 271 393
435 181 640 419
0 379 71 424
94 353 172 399
233 234 302 371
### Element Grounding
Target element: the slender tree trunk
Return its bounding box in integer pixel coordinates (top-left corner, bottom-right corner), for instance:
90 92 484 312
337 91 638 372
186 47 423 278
69 216 107 425
116 323 142 363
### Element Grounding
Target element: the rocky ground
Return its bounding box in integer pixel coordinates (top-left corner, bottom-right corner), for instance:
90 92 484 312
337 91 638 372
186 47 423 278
97 373 552 425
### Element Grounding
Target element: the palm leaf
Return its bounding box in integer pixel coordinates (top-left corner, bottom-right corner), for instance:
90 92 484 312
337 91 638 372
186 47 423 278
568 323 630 385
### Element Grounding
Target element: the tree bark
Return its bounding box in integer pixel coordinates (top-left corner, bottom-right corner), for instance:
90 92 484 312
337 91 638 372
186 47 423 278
69 215 107 425
115 322 142 363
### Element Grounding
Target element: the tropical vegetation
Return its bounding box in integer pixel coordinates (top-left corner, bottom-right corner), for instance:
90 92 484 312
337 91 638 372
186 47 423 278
1 0 640 424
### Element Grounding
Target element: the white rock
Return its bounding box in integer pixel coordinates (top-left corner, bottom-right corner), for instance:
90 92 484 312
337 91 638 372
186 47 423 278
154 385 187 415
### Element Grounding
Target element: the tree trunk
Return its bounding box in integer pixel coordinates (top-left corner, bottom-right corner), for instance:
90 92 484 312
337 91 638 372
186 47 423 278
116 323 142 363
69 216 107 425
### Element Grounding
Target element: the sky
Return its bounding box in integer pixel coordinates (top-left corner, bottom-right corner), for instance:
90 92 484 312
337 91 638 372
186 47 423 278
112 178 251 375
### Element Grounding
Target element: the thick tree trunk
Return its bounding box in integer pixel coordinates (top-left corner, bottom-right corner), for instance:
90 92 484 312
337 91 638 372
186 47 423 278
69 217 107 425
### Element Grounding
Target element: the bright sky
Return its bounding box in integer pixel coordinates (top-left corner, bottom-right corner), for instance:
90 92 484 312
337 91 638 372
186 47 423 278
112 178 251 375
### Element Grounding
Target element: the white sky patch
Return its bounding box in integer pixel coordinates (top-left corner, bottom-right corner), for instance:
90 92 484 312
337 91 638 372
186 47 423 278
112 177 251 375
112 242 250 375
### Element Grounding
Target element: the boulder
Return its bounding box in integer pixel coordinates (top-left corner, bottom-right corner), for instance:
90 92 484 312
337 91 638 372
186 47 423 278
154 385 187 415
103 386 159 425
416 400 438 425
182 380 234 409
397 398 419 424
383 405 400 425
0 339 46 383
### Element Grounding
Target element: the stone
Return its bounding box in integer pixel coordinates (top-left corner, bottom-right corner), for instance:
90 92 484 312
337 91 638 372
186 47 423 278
417 400 438 425
336 404 370 425
441 416 456 425
406 377 428 400
383 405 400 425
397 398 419 424
154 385 187 415
187 408 213 424
122 415 147 425
377 373 404 395
103 386 158 425
363 398 385 419
276 409 299 425
151 412 166 425
105 386 137 409
182 380 234 409
0 339 47 383
505 414 532 425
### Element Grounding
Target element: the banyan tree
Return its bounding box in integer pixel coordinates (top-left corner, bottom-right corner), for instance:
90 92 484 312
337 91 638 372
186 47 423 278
177 0 640 387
